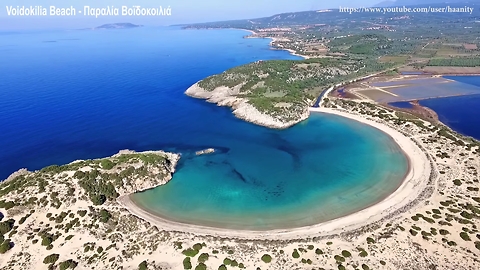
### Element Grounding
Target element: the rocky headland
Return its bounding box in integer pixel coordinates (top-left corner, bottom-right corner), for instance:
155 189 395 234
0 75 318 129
185 82 309 129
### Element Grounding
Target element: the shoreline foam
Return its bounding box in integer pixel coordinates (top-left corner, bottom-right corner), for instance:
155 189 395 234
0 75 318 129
117 107 432 240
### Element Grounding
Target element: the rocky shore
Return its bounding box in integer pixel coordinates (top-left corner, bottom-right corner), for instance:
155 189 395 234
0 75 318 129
185 82 309 129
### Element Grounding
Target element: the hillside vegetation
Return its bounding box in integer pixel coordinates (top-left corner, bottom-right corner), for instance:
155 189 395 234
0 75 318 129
196 57 393 120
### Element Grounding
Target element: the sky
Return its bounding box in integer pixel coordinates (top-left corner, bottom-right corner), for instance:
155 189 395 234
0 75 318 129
1 0 381 30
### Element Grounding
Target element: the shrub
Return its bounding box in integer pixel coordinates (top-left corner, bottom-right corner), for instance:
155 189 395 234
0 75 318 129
223 258 232 265
218 265 227 270
0 240 13 254
77 210 87 217
359 250 368 257
460 232 471 241
334 255 345 262
198 253 209 263
59 259 78 270
43 254 60 264
138 261 147 270
315 248 323 255
193 243 203 251
341 250 351 257
0 220 14 235
439 229 450 235
366 237 375 244
422 216 435 223
99 209 112 223
182 248 199 257
460 211 473 219
90 194 106 205
19 216 28 225
292 249 300 258
195 263 207 270
183 257 192 269
261 254 272 263
41 236 53 246
101 160 115 170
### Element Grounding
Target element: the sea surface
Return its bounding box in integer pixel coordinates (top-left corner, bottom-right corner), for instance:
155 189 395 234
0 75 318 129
420 76 480 140
0 26 408 229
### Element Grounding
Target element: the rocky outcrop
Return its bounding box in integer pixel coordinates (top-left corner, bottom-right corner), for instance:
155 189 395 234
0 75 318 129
195 148 215 155
185 82 309 129
3 168 30 183
111 150 181 195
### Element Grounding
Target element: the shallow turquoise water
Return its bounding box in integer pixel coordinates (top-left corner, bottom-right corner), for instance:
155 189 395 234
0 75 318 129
132 112 408 230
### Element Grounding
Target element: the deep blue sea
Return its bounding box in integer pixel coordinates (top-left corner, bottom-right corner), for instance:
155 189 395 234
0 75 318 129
0 27 299 180
420 76 480 140
0 27 408 229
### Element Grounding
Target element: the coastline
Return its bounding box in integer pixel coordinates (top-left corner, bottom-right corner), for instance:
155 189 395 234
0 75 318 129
184 82 309 129
117 107 432 240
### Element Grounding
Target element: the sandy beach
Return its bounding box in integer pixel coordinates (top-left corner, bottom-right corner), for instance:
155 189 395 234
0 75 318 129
117 107 432 240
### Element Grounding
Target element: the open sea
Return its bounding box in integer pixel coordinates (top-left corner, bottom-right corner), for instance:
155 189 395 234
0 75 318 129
0 27 409 229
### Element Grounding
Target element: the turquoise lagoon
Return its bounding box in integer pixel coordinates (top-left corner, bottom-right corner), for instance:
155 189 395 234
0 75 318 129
132 112 408 230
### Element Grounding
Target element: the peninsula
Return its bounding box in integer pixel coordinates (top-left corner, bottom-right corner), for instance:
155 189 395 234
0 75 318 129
185 58 393 128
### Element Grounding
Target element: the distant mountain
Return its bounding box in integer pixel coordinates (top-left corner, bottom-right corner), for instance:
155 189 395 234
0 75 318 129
94 23 142 29
375 0 469 6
